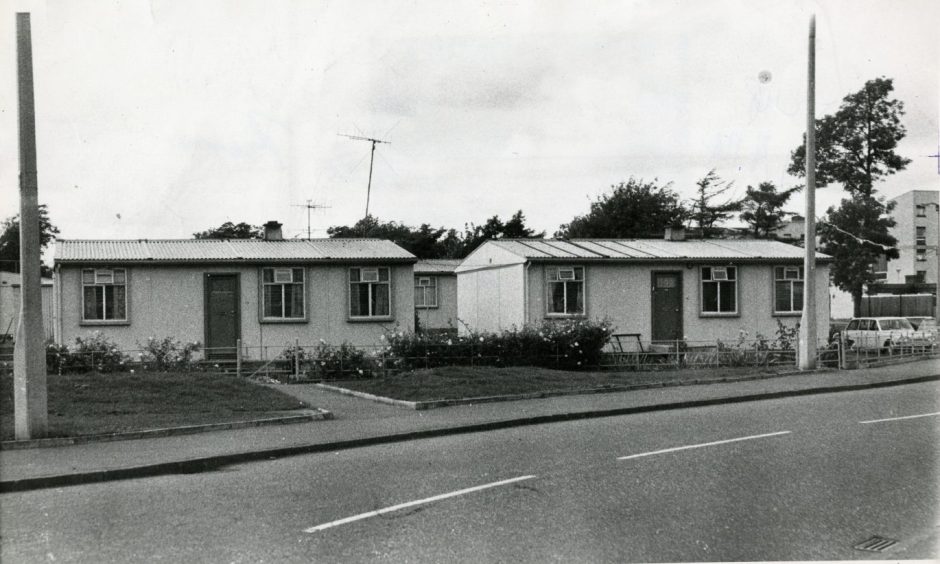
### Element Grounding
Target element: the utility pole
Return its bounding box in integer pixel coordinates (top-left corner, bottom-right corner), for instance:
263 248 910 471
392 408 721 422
291 199 330 239
799 15 818 371
14 12 48 439
338 133 390 218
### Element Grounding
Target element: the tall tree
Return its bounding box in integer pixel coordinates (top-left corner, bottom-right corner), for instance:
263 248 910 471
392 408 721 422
688 169 742 238
788 77 910 198
556 178 688 238
739 182 801 238
193 222 262 239
820 197 899 316
0 204 59 276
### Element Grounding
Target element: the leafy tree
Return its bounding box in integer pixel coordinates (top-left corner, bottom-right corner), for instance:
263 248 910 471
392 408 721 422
193 222 262 239
688 169 742 238
0 204 60 276
788 77 910 198
820 196 899 316
739 182 801 238
556 178 688 238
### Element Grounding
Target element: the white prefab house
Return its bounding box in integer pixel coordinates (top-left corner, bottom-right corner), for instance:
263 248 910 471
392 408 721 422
53 234 416 358
414 259 461 334
456 237 833 345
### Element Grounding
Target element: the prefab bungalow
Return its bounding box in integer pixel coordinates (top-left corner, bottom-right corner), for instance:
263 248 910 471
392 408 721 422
413 259 461 334
456 234 832 346
53 227 416 359
0 272 55 341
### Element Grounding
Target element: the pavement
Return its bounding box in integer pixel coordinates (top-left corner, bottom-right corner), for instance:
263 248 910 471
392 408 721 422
1 358 938 493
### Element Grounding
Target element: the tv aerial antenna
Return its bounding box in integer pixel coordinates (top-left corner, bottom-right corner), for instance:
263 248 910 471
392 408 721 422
338 133 390 218
291 199 331 239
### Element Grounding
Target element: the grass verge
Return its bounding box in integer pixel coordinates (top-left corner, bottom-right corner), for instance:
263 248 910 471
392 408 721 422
332 365 791 402
0 372 307 441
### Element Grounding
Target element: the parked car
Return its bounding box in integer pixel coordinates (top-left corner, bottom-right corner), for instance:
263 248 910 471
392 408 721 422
839 317 934 351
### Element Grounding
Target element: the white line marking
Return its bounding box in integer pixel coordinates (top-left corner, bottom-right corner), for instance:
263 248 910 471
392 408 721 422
303 475 537 533
859 411 940 424
617 431 792 461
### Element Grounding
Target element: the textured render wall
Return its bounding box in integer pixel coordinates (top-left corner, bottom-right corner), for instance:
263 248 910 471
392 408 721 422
525 262 830 345
0 286 54 340
457 265 524 334
58 264 414 356
415 275 458 331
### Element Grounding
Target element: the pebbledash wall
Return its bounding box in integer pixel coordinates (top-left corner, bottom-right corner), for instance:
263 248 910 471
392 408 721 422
457 238 832 345
55 264 414 356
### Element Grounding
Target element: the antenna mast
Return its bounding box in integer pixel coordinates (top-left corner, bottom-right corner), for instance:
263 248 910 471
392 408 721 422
292 199 330 239
338 133 390 218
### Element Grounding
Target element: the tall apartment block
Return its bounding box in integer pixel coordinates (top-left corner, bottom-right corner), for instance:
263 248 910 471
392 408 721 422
879 189 939 285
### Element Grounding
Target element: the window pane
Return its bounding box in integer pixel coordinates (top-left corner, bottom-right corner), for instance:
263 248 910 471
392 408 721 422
349 268 361 283
550 283 565 313
426 286 437 307
703 283 718 312
350 283 368 316
262 268 273 283
719 281 736 312
378 268 389 282
284 284 304 318
574 267 584 281
114 269 126 284
726 267 736 280
702 267 712 281
264 285 282 317
83 286 100 319
774 266 784 280
792 281 803 311
82 270 95 284
373 283 390 316
566 281 584 314
110 285 127 319
775 281 791 312
293 268 304 282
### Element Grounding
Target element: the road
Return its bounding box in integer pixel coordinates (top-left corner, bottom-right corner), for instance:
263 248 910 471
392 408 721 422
2 381 938 562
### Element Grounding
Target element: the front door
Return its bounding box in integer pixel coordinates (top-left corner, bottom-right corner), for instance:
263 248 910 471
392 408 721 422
651 271 683 342
205 274 239 360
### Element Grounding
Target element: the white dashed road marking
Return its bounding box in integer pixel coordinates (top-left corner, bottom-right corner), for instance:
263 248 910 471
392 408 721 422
304 475 537 533
859 411 940 424
617 431 792 461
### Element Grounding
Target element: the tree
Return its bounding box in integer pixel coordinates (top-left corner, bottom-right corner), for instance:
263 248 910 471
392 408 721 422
688 169 742 238
820 197 899 316
556 178 688 238
739 182 801 238
788 77 910 198
0 204 60 276
193 222 262 239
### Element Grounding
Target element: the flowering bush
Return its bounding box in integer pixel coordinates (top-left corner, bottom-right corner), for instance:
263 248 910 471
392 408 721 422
384 318 614 370
279 341 370 379
46 332 128 373
138 336 202 372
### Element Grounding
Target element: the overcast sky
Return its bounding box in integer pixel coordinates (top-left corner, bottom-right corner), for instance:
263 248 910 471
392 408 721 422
1 0 938 242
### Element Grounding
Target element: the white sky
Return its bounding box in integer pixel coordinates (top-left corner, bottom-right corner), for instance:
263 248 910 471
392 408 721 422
1 0 938 241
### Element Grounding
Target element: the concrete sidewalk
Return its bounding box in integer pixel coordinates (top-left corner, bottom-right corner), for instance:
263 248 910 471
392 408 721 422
2 358 938 492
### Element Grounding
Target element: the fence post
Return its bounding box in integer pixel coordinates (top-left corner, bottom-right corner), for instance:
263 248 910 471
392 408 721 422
675 339 680 367
236 339 242 377
294 339 300 378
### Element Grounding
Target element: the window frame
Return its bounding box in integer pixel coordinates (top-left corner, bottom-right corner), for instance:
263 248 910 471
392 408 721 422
916 248 927 262
348 266 393 321
414 275 439 309
915 226 927 246
80 267 130 325
259 266 308 323
700 265 738 316
916 205 927 217
545 265 586 318
772 265 804 316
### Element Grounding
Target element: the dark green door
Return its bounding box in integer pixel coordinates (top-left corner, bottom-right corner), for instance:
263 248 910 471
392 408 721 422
651 272 682 342
205 274 239 360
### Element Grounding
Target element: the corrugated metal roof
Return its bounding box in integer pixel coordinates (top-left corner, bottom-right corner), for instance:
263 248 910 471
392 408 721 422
489 238 829 261
414 259 462 274
54 239 416 263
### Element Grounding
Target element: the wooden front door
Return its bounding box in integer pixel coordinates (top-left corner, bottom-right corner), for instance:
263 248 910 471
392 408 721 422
205 274 239 360
651 271 683 342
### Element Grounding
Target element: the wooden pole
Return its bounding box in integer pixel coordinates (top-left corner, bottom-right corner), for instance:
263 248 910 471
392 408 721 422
14 12 48 439
798 15 818 371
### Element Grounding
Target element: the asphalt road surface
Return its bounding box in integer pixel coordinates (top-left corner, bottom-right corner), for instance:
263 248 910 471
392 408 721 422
2 381 938 563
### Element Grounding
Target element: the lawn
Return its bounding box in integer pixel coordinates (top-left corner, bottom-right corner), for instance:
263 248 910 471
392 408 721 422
333 365 789 402
0 372 308 441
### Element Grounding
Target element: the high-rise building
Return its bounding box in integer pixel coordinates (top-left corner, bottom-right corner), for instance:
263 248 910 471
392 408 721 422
880 190 939 285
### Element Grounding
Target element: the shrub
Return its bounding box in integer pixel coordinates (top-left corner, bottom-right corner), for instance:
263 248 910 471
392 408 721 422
279 341 371 379
138 336 202 372
384 318 614 370
55 332 128 373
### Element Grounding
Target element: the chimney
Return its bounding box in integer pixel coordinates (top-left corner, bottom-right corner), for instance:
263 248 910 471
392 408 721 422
664 226 685 241
263 221 283 241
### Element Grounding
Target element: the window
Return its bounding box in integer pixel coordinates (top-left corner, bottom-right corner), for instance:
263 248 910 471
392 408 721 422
916 249 927 262
262 267 305 319
82 268 127 321
915 226 927 246
701 266 737 314
415 276 438 308
916 270 927 283
350 267 391 318
547 266 584 316
916 205 926 217
774 266 804 314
